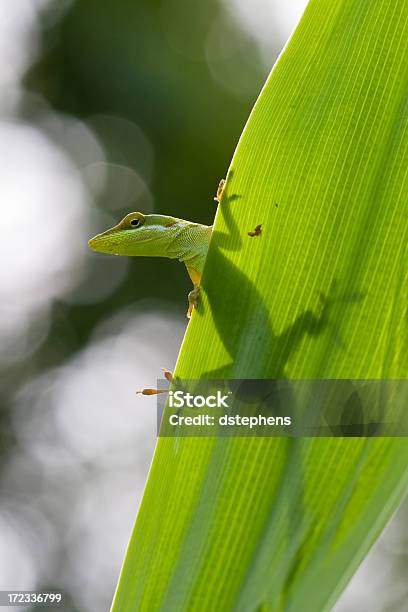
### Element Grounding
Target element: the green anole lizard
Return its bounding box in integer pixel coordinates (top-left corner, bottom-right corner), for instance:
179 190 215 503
88 180 225 318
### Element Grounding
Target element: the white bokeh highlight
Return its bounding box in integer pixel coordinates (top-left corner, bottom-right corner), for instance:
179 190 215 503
0 120 92 361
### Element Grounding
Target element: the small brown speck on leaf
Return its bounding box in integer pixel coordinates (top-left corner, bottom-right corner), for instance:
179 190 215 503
248 224 262 237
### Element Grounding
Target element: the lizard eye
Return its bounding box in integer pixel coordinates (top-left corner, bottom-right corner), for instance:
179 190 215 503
130 219 140 227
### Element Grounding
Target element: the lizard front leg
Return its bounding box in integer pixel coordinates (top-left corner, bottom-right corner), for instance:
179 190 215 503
214 178 226 203
187 285 200 318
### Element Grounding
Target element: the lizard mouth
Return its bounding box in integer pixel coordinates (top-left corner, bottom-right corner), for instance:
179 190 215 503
88 231 121 254
88 236 99 250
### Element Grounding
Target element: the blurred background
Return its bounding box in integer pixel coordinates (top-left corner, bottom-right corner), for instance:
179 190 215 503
0 1 406 610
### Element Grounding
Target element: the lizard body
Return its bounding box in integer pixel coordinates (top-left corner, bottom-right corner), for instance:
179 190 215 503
88 211 213 316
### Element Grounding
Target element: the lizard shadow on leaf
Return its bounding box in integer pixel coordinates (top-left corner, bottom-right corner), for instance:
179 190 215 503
197 175 364 380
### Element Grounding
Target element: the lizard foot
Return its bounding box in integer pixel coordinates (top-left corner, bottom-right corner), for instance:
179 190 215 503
136 368 174 395
214 178 226 203
187 286 200 318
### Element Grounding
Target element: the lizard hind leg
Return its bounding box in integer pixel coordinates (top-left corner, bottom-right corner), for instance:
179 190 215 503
136 368 174 395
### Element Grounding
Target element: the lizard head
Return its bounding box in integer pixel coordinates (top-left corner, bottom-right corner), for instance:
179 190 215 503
88 212 186 257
